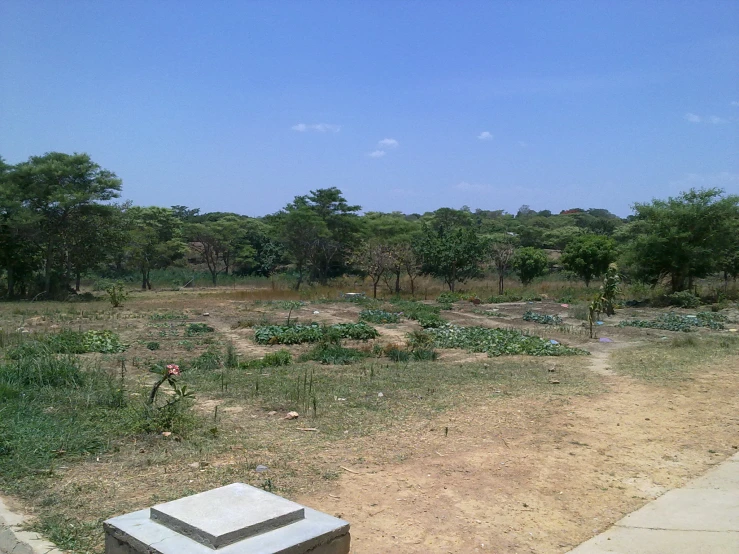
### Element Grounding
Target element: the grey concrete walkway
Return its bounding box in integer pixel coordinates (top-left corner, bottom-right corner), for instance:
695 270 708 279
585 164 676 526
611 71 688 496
569 452 739 553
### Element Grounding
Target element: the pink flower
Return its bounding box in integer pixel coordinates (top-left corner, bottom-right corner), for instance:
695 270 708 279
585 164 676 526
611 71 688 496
166 364 180 376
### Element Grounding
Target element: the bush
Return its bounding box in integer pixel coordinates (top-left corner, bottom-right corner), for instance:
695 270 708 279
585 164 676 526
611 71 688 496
666 291 701 309
261 349 293 367
146 341 160 351
384 346 411 362
104 282 128 308
411 348 438 361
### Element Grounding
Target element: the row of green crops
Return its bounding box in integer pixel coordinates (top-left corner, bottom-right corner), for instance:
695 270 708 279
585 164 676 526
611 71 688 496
618 312 726 332
254 322 379 345
387 300 446 328
523 311 563 325
28 330 126 354
359 309 401 324
423 324 588 357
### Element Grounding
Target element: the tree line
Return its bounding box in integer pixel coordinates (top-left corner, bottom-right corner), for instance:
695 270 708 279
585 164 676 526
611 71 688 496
1 152 738 299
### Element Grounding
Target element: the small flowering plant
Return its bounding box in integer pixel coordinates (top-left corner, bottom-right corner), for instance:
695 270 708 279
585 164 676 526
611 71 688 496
148 363 194 405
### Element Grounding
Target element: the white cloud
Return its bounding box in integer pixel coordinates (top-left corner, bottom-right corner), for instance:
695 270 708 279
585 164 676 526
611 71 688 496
291 123 341 132
684 113 702 123
378 138 399 148
684 113 726 124
731 101 739 107
455 181 490 192
670 171 739 188
477 131 493 140
368 150 386 158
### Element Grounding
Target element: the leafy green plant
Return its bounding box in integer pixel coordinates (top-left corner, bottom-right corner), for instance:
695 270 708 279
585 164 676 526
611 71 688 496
193 347 223 370
242 349 294 369
523 311 563 325
666 291 701 308
145 341 160 351
299 344 367 365
44 330 126 354
185 323 215 336
261 349 293 367
253 323 379 345
618 312 725 332
359 309 401 324
104 282 128 308
424 324 588 357
385 346 411 362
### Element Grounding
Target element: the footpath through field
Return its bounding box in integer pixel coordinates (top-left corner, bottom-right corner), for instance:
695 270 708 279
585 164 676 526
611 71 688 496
568 452 739 553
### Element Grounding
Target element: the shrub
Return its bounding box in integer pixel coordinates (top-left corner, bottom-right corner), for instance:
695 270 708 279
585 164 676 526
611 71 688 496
105 282 128 308
411 348 438 361
146 341 160 351
385 346 411 362
261 349 293 367
666 291 701 309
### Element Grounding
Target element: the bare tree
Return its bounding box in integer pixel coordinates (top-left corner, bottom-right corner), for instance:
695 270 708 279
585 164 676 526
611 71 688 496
489 240 516 295
351 241 392 298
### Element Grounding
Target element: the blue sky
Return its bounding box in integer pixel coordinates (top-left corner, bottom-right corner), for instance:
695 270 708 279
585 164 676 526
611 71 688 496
1 1 737 217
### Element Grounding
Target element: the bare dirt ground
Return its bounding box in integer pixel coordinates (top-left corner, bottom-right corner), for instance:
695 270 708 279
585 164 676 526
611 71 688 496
298 343 739 553
3 292 738 553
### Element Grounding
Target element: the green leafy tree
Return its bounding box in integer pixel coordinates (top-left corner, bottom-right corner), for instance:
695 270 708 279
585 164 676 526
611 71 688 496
188 216 255 285
271 188 361 288
512 247 548 285
560 234 617 287
625 188 739 292
124 207 187 289
6 152 122 295
417 226 484 291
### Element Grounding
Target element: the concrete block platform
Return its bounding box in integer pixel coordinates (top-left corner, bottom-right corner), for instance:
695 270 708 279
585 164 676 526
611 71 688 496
104 483 350 554
569 453 739 554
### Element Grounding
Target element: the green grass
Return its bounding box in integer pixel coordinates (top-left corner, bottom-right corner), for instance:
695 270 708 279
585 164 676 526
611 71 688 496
611 335 739 383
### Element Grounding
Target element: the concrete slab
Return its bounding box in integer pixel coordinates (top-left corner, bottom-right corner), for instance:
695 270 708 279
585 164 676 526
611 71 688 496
568 527 739 554
618 489 739 532
105 506 349 554
685 460 739 490
150 483 305 548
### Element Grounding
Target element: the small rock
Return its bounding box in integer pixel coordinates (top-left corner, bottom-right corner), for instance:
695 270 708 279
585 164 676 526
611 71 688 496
377 392 384 398
255 465 269 473
188 462 200 469
203 312 210 316
161 431 172 437
313 310 320 314
285 411 299 420
267 410 277 416
550 380 561 384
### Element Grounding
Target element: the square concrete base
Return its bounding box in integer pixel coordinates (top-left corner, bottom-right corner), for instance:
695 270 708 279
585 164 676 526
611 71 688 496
104 484 349 554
